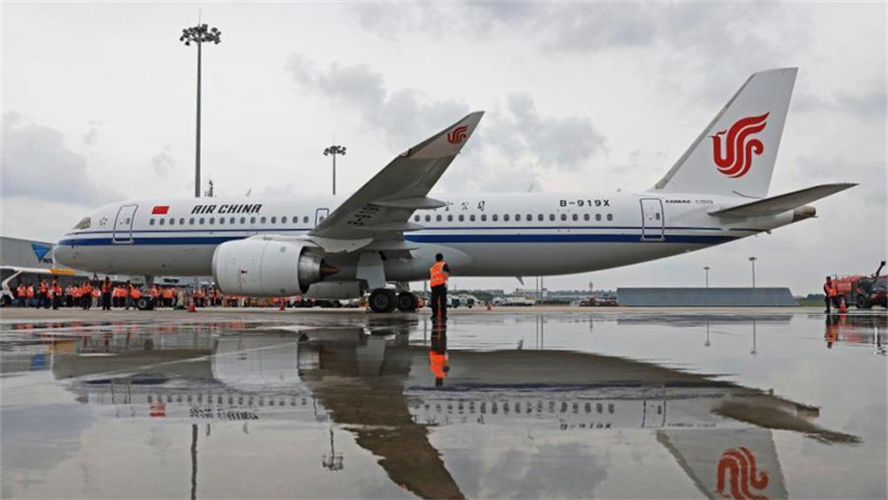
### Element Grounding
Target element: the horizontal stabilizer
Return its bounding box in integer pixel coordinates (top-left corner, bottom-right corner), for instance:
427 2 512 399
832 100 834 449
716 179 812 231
710 183 856 218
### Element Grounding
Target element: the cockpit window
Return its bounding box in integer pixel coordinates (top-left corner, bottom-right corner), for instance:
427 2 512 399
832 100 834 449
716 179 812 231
74 217 91 229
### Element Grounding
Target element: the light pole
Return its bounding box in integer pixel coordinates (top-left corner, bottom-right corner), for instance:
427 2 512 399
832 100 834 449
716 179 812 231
180 22 222 198
323 145 346 195
749 257 758 288
704 266 710 288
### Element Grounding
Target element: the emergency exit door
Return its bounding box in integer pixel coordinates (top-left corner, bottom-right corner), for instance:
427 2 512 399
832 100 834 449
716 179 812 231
640 198 664 241
315 208 330 227
112 204 138 244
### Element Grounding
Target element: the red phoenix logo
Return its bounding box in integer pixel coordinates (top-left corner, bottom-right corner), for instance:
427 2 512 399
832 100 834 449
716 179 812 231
447 125 468 144
716 447 770 500
711 113 769 178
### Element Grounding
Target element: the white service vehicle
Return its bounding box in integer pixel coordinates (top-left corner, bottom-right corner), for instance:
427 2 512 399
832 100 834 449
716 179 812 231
55 69 853 313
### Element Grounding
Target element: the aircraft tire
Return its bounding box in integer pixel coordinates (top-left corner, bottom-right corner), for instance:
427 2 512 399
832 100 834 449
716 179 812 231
396 292 418 313
369 289 397 313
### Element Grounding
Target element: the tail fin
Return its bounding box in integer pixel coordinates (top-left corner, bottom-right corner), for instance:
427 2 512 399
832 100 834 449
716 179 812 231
653 68 797 198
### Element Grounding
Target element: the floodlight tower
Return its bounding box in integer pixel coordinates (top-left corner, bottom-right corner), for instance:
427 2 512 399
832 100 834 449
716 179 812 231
324 145 347 195
748 257 758 288
180 23 222 198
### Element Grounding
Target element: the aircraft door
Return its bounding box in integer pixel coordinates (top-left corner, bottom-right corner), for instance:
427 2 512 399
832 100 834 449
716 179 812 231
112 204 138 244
315 208 330 227
640 198 664 241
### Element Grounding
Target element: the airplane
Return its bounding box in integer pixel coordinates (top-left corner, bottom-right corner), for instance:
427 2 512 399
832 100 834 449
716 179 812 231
54 68 855 312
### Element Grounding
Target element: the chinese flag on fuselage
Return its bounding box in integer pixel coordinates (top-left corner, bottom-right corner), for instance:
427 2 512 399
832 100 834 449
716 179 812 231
151 206 169 215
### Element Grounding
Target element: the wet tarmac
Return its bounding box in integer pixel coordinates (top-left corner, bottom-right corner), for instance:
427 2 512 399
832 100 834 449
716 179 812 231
1 310 886 499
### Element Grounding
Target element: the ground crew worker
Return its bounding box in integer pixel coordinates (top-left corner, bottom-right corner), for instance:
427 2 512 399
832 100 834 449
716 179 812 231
430 253 450 320
823 276 839 314
80 280 93 310
161 287 173 308
127 282 142 310
16 283 26 307
38 280 48 308
101 277 112 310
26 283 35 307
51 280 62 310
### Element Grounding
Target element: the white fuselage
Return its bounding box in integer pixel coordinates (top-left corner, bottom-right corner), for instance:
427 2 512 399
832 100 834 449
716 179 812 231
54 191 794 284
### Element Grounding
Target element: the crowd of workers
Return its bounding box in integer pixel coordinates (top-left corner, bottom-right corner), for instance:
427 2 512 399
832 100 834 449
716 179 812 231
7 277 232 311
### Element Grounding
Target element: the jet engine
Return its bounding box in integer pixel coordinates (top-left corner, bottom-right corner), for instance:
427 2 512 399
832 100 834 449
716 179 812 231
212 239 338 297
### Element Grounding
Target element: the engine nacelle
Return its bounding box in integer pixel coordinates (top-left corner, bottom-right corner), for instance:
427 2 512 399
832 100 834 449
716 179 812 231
212 239 336 297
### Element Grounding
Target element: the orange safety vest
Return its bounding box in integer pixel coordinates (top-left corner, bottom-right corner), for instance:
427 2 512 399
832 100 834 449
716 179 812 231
824 282 838 297
130 286 142 299
39 282 47 294
102 282 111 293
17 285 25 297
429 261 449 287
27 286 35 298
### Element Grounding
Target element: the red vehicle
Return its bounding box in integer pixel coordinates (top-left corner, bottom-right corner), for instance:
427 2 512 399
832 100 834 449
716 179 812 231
832 261 887 310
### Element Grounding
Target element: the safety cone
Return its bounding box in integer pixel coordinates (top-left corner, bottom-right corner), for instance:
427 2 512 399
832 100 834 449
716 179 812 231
279 300 286 311
839 297 848 314
188 302 197 313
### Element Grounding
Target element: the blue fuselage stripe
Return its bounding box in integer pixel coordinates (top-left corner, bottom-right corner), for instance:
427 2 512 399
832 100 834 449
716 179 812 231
58 233 738 247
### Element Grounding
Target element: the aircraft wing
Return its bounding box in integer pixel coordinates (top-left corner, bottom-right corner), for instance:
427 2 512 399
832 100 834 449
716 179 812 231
306 111 484 252
710 183 856 218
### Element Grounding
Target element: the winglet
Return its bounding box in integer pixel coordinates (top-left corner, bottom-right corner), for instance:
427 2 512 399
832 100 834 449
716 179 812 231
406 111 484 160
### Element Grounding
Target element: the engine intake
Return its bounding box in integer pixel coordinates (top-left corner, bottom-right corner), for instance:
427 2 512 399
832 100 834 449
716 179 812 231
212 239 337 296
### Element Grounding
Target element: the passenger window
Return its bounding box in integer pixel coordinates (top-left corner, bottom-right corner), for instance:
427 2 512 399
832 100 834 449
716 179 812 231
199 218 205 224
180 218 185 225
271 216 277 224
561 214 567 221
492 214 498 222
209 217 215 224
584 214 590 221
515 214 521 221
250 217 256 224
240 217 246 224
260 217 266 224
282 216 287 224
219 217 225 225
170 218 175 225
229 217 235 224
549 214 555 221
504 214 510 222
149 219 155 226
414 215 420 222
459 214 465 222
303 216 309 224
595 214 602 221
189 218 195 225
572 214 578 221
538 214 544 221
436 215 442 222
470 214 476 222
481 214 487 222
159 218 165 226
607 214 613 221
447 214 453 222
425 215 431 222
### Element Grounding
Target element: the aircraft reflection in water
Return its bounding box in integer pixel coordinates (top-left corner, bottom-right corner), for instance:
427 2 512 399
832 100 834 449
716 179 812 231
46 318 865 500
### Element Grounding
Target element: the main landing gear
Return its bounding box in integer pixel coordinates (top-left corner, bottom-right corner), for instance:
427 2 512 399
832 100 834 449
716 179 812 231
368 289 419 313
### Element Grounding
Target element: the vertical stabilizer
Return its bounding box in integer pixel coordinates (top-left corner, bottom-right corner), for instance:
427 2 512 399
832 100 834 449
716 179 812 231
653 68 797 199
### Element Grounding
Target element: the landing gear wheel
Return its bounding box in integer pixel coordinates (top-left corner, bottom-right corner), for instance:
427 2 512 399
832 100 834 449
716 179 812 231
396 292 419 313
857 295 872 310
136 297 153 311
369 289 397 313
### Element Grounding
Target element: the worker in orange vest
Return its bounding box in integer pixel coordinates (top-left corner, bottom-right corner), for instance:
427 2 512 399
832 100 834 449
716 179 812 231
51 280 62 310
80 280 93 310
128 283 142 310
429 253 450 320
16 283 26 307
38 280 48 308
26 283 36 307
823 276 839 314
101 277 112 311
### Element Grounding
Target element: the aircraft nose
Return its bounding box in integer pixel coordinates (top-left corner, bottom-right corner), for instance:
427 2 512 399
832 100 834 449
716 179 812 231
53 241 74 267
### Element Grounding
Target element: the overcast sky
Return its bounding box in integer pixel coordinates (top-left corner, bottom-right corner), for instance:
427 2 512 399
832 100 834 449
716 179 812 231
2 2 885 294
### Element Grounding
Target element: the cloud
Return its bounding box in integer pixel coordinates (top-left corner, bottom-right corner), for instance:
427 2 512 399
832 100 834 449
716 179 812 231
82 120 103 146
1 112 121 205
150 147 176 177
794 84 887 121
286 55 605 189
